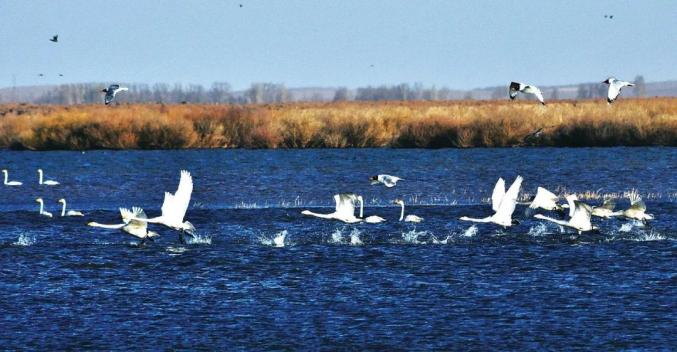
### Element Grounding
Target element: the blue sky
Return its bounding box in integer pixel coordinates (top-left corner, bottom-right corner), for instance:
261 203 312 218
0 0 675 90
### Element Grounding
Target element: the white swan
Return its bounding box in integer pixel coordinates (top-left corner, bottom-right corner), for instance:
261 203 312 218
356 195 386 223
393 199 423 223
301 193 362 223
370 174 403 188
460 176 523 227
35 198 53 218
534 200 597 234
132 170 196 243
591 198 620 218
2 169 22 186
57 198 84 216
620 190 654 223
528 187 563 212
509 82 545 105
88 207 159 243
37 169 59 185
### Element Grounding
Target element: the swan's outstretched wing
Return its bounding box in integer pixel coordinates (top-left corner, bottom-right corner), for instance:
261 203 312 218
569 201 593 230
122 207 151 238
533 89 545 105
161 170 193 221
627 191 646 212
494 176 523 222
600 198 616 210
491 178 505 212
529 187 559 210
607 82 621 102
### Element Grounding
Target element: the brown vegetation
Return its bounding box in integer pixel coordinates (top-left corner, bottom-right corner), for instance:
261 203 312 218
0 98 675 150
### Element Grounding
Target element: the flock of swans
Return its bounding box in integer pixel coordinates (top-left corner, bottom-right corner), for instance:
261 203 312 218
3 168 656 245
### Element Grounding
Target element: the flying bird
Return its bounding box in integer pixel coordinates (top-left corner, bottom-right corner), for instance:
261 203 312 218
602 77 634 104
89 207 159 245
50 35 58 43
509 82 545 105
302 193 362 223
101 84 129 105
534 200 597 234
370 174 402 188
619 190 654 223
591 198 619 218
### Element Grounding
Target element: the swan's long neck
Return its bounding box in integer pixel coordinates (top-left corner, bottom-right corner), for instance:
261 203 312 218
302 210 336 220
399 203 405 221
88 222 125 229
534 214 568 227
38 201 44 214
459 216 492 223
38 170 43 184
60 201 66 216
3 171 7 184
359 198 364 218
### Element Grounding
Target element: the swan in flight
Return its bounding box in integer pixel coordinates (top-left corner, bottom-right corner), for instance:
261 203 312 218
370 174 403 188
393 199 422 223
602 77 634 104
2 169 22 186
102 84 129 105
460 176 523 227
57 198 84 217
133 170 196 243
509 82 545 105
35 198 53 218
534 200 597 234
88 207 159 244
356 195 386 223
302 193 362 223
37 169 59 185
528 187 563 212
591 198 619 218
619 190 654 223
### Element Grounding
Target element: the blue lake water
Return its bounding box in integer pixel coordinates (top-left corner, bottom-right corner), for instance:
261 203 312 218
0 148 675 350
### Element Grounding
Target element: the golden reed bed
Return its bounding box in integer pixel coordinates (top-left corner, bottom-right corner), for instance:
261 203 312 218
0 98 675 150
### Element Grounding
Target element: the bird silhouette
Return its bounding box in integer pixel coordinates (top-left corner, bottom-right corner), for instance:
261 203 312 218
50 35 58 42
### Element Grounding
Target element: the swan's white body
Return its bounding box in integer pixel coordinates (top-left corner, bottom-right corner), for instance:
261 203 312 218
460 176 523 227
88 207 159 240
37 169 59 185
591 198 620 218
103 84 129 105
620 190 654 222
603 77 634 103
2 170 22 186
58 198 84 216
394 199 422 223
301 193 362 223
370 174 402 188
356 195 386 223
528 187 562 211
509 82 545 105
35 198 53 218
534 200 597 233
133 170 196 241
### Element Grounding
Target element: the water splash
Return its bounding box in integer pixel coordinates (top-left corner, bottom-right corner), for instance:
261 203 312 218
259 230 288 247
187 233 212 245
166 246 187 254
528 223 549 237
329 229 343 244
632 229 667 242
431 235 451 244
402 229 430 244
619 223 634 233
349 229 363 246
460 225 478 238
12 233 36 246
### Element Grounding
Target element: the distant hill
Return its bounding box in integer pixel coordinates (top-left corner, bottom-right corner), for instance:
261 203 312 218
1 80 676 104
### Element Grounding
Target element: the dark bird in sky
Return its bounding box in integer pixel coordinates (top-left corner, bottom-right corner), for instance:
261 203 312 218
239 4 243 7
38 73 44 77
604 15 614 19
58 73 64 77
50 35 58 43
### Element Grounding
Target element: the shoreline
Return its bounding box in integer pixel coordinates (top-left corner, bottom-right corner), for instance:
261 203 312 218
1 98 675 150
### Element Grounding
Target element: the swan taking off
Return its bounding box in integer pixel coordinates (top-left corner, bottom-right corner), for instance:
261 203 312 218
591 198 619 218
133 170 196 243
370 174 403 188
357 195 386 223
2 169 22 186
534 200 597 234
102 84 129 105
509 82 545 105
302 193 362 223
602 77 634 104
393 199 423 223
89 207 159 244
528 187 563 212
35 198 53 218
37 169 59 185
57 198 84 216
460 176 523 227
620 190 654 223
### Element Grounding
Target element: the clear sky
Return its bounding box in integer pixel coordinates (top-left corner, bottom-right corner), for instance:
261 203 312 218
0 0 675 90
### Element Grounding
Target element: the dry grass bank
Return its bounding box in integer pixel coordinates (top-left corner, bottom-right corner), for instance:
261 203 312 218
0 98 675 150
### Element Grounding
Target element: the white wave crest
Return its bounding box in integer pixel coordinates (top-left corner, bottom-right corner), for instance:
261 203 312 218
187 233 212 245
259 230 288 247
431 235 451 245
461 225 478 238
528 223 549 237
619 223 634 233
166 246 187 254
13 233 36 246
